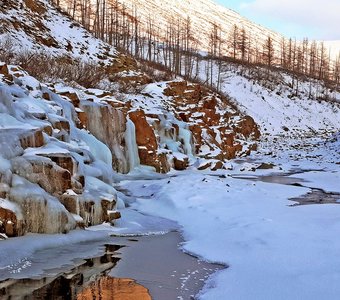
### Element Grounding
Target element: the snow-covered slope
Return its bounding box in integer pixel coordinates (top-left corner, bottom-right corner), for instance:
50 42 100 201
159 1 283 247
100 0 340 59
219 67 340 136
102 0 283 54
185 57 340 137
0 0 116 63
0 60 260 238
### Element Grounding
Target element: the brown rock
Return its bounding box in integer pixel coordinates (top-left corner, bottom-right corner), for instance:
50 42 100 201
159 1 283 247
24 0 47 14
129 110 170 173
198 162 212 171
257 163 275 170
19 129 45 149
108 211 121 222
52 119 71 134
38 153 77 176
42 92 51 100
0 64 9 76
235 116 261 139
173 155 189 171
4 221 15 237
42 125 53 136
60 194 79 214
0 207 18 237
76 110 87 129
101 198 116 222
71 178 84 194
211 161 224 171
80 103 129 173
129 110 158 149
0 64 13 82
59 92 80 107
12 157 72 195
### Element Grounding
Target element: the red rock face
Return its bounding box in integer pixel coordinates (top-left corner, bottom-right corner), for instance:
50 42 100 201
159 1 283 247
129 110 170 173
80 102 130 173
162 80 260 165
235 115 261 139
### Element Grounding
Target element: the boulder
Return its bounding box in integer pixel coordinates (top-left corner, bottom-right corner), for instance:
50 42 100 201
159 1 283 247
108 210 121 222
257 163 275 170
173 155 189 171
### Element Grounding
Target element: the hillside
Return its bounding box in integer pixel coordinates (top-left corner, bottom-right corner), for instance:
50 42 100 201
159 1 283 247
200 61 340 136
0 0 259 239
116 0 283 52
1 1 340 299
0 0 339 240
61 0 340 59
0 0 117 63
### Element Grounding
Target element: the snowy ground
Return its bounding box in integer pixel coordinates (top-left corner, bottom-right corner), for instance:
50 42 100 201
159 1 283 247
0 135 339 299
112 133 340 300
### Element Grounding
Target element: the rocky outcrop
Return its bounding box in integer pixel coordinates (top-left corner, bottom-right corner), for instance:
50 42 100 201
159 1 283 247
130 80 260 170
164 81 259 161
0 65 120 237
80 101 130 173
12 157 73 196
0 57 260 238
129 110 170 173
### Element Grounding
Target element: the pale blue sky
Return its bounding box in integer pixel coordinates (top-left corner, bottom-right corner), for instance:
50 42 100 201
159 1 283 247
215 0 340 40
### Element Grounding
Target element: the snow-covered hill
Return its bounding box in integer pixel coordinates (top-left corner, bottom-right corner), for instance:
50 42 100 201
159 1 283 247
99 0 340 59
218 66 340 136
0 0 339 240
93 0 282 54
0 0 116 63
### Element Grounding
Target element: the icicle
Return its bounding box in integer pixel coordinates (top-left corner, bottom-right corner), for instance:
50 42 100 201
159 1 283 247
178 126 195 157
125 118 140 171
76 128 113 167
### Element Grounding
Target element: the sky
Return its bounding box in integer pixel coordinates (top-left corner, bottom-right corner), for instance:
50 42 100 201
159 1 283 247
215 0 340 41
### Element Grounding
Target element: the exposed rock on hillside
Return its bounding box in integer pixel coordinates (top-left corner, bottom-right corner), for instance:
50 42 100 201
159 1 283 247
0 62 259 237
0 0 260 237
0 64 120 237
128 80 259 167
